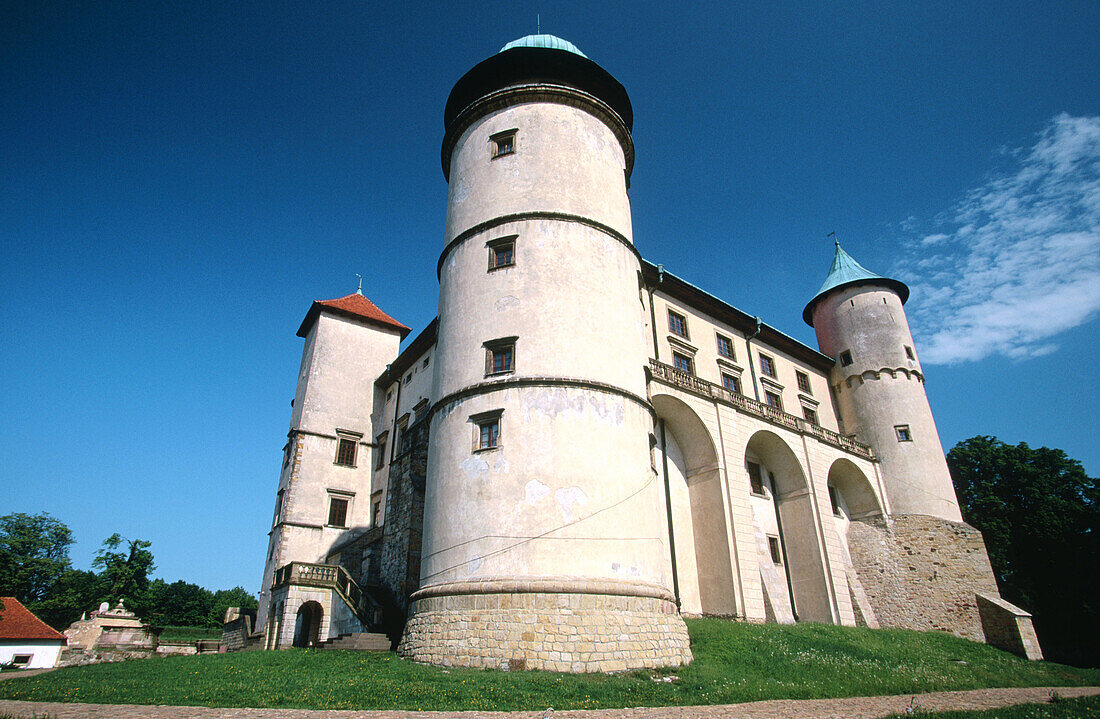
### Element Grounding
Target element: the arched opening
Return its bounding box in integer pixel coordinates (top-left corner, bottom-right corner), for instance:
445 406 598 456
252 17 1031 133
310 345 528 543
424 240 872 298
826 458 884 524
745 430 833 624
653 394 736 617
292 601 323 648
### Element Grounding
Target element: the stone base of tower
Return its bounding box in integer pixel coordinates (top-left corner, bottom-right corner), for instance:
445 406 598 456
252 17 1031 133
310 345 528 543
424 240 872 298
398 579 692 672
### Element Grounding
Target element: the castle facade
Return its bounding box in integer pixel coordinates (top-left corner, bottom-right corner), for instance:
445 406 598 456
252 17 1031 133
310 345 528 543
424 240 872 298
250 35 1042 671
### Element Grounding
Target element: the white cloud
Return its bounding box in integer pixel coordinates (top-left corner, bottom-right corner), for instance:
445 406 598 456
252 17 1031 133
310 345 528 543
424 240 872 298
896 114 1100 365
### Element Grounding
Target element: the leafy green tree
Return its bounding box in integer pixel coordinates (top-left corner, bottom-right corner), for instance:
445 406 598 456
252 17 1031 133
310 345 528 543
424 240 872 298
32 569 108 630
209 586 258 627
0 512 74 604
948 436 1099 666
92 534 155 606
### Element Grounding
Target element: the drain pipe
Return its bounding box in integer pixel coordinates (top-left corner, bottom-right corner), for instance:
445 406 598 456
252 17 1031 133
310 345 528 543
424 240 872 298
745 317 763 402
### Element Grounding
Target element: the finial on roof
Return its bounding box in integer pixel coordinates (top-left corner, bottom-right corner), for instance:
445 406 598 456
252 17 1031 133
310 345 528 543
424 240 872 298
537 13 540 33
355 274 363 295
828 231 839 248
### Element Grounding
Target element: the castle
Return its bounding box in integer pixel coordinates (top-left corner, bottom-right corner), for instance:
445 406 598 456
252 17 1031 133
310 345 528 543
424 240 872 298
249 35 1042 671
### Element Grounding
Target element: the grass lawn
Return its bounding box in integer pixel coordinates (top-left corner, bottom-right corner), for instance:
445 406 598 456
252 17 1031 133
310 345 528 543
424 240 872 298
157 626 221 642
0 619 1096 711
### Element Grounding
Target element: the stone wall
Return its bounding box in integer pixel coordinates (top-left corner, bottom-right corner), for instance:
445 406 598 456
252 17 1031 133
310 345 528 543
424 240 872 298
378 415 428 612
220 610 254 652
399 588 691 672
847 514 999 642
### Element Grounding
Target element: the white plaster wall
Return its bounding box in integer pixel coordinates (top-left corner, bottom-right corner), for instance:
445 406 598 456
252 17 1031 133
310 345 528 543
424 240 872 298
812 285 961 521
444 102 631 241
0 641 63 669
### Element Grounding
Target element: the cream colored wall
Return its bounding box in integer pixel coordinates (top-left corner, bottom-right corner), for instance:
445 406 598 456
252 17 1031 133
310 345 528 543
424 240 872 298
811 285 962 521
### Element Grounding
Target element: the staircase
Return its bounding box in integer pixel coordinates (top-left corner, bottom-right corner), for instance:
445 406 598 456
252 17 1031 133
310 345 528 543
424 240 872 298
319 632 392 651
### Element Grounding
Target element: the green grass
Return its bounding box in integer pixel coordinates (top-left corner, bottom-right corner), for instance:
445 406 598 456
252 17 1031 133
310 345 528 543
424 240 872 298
157 626 221 642
882 694 1100 718
0 619 1096 711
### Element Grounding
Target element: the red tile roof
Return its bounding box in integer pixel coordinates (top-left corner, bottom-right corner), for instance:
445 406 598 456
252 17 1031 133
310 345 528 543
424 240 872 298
0 597 65 641
297 292 411 339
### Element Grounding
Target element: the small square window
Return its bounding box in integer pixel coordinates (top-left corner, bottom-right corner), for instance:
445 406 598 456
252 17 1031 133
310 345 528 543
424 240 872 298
716 334 735 360
11 654 32 667
796 371 812 394
484 338 517 376
767 535 783 565
747 461 765 495
802 406 818 425
491 130 516 158
335 437 357 467
839 350 853 366
828 486 842 516
488 238 516 270
764 391 783 411
327 497 349 528
477 418 500 450
759 353 776 378
721 373 742 395
895 424 913 442
672 351 694 374
668 309 689 338
904 345 915 360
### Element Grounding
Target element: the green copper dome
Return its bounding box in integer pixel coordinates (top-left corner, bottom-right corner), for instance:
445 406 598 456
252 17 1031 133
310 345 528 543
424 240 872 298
499 34 588 58
803 242 909 326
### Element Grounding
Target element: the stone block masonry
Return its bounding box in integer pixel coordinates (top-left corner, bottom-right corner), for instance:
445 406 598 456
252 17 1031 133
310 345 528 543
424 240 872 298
399 586 692 672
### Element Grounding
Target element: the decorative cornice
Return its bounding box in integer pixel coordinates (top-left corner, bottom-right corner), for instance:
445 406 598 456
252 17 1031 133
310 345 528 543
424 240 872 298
442 83 633 182
429 376 655 421
437 210 640 279
411 577 675 603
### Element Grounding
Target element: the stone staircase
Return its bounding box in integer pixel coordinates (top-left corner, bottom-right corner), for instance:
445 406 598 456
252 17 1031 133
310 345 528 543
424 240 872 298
318 632 392 652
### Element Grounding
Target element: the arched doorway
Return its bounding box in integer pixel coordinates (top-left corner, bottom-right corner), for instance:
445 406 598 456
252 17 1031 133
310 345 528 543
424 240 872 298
745 430 833 623
292 601 323 648
653 394 736 616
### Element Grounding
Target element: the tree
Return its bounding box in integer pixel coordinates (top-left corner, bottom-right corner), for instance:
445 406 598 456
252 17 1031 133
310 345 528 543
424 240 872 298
948 436 1099 667
0 513 74 605
209 586 259 627
92 534 155 606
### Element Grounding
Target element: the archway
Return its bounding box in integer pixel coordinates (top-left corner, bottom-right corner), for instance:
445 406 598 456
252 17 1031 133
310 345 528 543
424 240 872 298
826 458 884 521
653 394 736 616
745 430 832 623
292 601 323 648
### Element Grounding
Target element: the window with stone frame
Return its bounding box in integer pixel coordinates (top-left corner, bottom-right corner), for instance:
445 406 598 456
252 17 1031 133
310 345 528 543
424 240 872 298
721 372 742 395
327 495 349 528
374 432 388 470
667 309 689 339
490 129 516 158
471 409 503 452
895 424 913 442
672 351 694 374
11 655 31 667
335 436 357 467
905 345 915 360
802 406 818 425
484 337 517 376
273 488 284 525
487 236 516 270
828 485 842 516
715 333 735 360
796 370 812 394
840 350 853 366
764 390 783 410
767 535 783 565
747 461 766 495
759 353 777 378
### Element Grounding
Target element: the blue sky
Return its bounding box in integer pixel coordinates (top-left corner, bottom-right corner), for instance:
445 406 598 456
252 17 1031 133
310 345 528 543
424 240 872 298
3 1 1097 593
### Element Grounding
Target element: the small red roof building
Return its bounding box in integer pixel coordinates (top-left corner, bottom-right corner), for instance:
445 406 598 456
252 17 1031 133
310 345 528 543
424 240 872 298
0 597 65 641
297 292 411 339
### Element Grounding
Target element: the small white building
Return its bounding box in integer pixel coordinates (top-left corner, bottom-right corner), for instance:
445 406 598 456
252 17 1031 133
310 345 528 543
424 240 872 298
0 597 66 669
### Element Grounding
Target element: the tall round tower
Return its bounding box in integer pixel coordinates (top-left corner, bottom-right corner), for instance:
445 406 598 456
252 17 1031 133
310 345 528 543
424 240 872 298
399 36 691 672
804 243 963 522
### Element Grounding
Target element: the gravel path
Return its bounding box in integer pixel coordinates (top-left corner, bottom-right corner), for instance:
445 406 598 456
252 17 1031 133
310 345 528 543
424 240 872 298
1 686 1098 718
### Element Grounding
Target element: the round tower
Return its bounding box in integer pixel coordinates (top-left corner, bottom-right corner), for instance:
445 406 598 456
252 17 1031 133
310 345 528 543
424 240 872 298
804 243 963 522
399 35 690 671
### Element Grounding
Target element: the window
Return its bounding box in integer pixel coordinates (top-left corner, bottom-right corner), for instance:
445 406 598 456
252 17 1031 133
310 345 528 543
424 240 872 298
796 370 812 394
487 237 516 270
829 486 842 516
895 424 913 442
667 309 688 338
759 353 776 378
905 345 915 360
335 437 357 467
282 442 291 468
490 129 516 158
839 350 853 366
672 351 694 374
327 496 349 528
273 489 284 524
802 406 818 425
11 654 31 667
716 333 735 359
767 535 783 565
721 373 742 395
747 461 765 495
423 356 431 368
484 337 517 376
372 500 382 526
477 418 499 450
764 391 783 410
374 435 387 470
